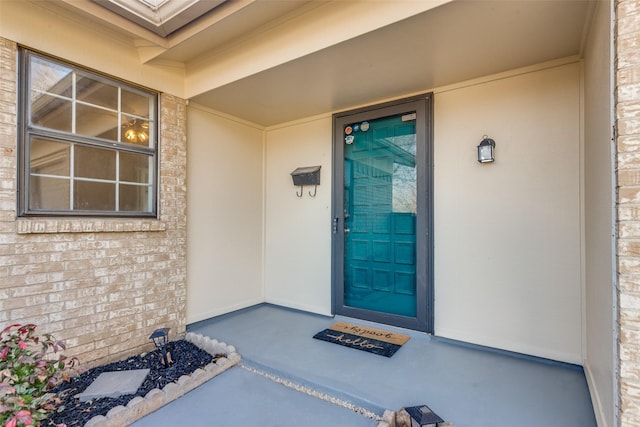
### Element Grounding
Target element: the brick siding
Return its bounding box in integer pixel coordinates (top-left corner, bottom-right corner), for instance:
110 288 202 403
0 38 187 368
617 0 640 425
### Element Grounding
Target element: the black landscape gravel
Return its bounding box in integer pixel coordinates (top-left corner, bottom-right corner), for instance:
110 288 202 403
42 340 217 427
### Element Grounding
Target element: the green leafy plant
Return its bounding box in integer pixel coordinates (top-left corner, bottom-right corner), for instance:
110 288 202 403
0 324 78 427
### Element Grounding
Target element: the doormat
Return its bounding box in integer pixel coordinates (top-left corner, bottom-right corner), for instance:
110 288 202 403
313 321 410 357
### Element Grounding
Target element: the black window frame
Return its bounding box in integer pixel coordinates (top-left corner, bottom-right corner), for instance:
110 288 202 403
17 48 159 218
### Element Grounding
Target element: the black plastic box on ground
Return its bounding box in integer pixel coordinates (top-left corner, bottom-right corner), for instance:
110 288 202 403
291 165 321 186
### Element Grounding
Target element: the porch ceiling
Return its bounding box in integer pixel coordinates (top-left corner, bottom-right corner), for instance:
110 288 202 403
190 0 593 126
58 0 594 127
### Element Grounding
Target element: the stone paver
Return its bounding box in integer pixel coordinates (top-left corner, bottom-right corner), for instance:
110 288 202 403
77 369 150 402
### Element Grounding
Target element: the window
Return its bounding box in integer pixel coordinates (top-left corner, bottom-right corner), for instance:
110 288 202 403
18 49 158 217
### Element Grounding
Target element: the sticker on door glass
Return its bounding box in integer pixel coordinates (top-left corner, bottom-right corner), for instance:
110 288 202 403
401 113 417 122
345 135 355 144
360 121 369 131
345 126 353 135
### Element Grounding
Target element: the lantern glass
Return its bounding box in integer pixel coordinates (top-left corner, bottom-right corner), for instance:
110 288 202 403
149 327 170 347
477 137 495 163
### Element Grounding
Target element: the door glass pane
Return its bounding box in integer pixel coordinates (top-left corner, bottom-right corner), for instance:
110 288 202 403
344 112 417 317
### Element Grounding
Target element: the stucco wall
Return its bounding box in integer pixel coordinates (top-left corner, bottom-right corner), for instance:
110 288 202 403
186 105 264 324
584 1 616 426
184 110 334 321
433 61 582 363
263 116 333 315
256 61 583 363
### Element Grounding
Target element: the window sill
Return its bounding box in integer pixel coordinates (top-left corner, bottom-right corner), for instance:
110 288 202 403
16 218 167 234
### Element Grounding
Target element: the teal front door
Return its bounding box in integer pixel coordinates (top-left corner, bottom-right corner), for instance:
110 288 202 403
333 94 433 332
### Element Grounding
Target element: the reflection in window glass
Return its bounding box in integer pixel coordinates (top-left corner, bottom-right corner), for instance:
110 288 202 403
76 104 118 140
31 94 72 132
392 163 417 213
74 181 115 211
390 133 417 213
29 176 70 210
76 73 118 110
30 138 70 176
20 49 158 216
30 56 72 99
122 89 150 118
121 115 151 147
119 184 149 212
120 152 150 183
75 145 116 180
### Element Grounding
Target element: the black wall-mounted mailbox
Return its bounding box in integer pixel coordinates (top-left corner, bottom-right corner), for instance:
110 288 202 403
291 166 321 186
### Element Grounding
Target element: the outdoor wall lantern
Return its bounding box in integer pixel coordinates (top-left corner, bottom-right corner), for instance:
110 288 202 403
149 327 173 367
477 135 496 163
291 165 321 197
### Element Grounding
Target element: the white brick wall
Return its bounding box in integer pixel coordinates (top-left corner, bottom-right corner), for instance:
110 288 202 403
617 0 640 425
0 38 187 368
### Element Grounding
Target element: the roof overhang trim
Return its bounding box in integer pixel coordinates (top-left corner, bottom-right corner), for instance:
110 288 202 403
91 0 226 37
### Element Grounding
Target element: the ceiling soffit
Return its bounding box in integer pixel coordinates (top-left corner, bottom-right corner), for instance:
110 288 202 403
190 0 593 126
45 0 594 126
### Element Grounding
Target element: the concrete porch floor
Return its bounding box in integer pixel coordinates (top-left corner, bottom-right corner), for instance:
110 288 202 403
132 304 596 427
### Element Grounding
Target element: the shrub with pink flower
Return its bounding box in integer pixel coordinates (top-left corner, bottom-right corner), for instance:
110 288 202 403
0 324 78 427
